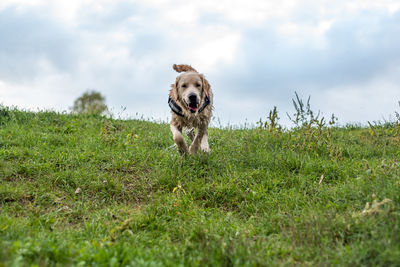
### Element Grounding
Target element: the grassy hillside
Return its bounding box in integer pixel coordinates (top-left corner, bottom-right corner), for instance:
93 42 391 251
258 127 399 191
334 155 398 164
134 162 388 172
1 106 400 266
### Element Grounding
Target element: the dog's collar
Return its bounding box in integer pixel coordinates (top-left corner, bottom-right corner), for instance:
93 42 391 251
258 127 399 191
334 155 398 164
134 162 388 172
168 97 184 117
198 95 210 113
168 95 210 117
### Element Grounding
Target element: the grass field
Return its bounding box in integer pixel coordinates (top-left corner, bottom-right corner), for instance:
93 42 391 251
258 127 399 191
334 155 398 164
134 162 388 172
1 105 400 266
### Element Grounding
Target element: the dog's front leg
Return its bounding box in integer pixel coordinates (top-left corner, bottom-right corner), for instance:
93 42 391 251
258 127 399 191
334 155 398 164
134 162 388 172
171 124 189 154
200 128 210 153
189 127 206 155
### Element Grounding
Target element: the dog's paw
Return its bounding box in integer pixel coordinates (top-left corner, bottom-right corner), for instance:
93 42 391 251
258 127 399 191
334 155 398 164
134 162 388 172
200 144 210 153
189 144 199 155
189 147 196 155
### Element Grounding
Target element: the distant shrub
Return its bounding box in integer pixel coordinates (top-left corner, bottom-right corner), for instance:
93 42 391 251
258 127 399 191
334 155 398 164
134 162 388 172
72 90 108 115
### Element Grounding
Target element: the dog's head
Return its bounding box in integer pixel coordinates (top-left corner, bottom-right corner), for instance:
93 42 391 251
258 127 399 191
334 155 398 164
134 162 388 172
170 64 210 114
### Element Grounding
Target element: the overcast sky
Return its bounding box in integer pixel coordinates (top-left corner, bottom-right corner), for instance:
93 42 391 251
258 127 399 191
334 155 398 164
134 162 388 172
1 0 400 126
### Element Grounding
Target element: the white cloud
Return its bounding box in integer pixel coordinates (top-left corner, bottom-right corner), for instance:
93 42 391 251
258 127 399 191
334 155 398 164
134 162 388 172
313 66 400 124
192 30 241 71
0 0 117 25
0 0 44 11
1 0 400 126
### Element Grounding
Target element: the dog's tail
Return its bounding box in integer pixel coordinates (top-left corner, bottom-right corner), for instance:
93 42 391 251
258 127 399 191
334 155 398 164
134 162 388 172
173 64 198 73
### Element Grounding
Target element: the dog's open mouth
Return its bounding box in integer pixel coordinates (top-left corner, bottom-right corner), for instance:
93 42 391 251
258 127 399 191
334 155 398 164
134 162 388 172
187 102 199 113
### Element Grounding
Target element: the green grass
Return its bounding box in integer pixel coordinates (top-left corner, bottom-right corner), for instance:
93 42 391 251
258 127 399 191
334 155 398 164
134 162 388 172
1 106 400 266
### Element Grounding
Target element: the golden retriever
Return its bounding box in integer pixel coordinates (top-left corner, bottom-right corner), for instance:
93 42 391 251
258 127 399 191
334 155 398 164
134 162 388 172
168 64 213 154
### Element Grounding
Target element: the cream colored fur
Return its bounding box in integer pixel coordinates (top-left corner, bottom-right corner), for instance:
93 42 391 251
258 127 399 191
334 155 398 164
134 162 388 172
169 64 213 155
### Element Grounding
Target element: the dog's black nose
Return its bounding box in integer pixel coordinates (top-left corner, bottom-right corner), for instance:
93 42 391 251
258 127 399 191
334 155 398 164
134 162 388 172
188 94 197 103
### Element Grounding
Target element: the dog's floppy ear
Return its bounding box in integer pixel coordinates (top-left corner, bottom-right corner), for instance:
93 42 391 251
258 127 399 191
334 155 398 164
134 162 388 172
200 74 210 97
169 76 180 100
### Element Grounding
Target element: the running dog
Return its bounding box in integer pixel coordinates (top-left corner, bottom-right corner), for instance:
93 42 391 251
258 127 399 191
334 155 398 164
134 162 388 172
168 64 213 154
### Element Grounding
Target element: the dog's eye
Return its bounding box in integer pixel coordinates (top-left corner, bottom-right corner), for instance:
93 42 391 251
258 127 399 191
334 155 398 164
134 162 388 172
182 84 187 88
196 83 201 87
